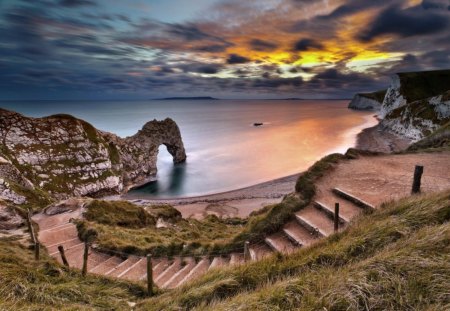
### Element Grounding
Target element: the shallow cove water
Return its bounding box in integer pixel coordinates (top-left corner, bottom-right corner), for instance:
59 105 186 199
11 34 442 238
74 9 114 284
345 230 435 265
1 99 376 198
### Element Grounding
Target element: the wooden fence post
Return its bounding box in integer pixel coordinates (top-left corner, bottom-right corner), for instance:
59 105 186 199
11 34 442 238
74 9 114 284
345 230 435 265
27 209 36 245
34 241 40 260
334 203 340 232
82 242 89 277
244 241 250 262
147 254 153 296
412 165 424 194
58 245 70 267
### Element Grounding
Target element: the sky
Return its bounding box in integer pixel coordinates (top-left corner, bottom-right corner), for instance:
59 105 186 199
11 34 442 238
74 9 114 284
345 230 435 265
0 0 449 100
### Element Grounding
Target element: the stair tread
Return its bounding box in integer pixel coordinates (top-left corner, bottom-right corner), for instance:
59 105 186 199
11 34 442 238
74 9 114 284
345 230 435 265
38 225 78 246
120 257 148 280
163 258 196 289
107 256 141 277
315 191 361 219
90 256 124 274
296 206 334 236
249 243 272 260
155 258 181 287
177 258 210 287
209 256 229 270
283 220 317 246
87 251 112 272
48 238 82 255
265 232 296 254
229 253 244 265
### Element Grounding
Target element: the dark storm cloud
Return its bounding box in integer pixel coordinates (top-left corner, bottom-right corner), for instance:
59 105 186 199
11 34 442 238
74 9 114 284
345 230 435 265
293 38 323 51
249 39 278 51
227 54 251 64
359 4 449 42
58 0 97 7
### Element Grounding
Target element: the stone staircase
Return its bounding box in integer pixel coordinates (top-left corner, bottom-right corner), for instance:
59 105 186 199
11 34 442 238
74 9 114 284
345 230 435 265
32 186 373 289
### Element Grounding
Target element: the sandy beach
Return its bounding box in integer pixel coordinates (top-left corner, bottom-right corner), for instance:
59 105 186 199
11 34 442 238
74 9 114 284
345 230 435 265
124 117 412 219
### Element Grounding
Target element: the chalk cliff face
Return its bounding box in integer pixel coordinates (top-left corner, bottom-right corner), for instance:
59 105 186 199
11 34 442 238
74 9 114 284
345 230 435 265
348 91 386 111
0 108 186 202
379 70 450 141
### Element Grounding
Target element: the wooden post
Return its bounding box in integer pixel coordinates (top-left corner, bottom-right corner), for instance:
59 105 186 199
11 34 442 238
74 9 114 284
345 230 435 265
412 165 424 194
244 241 250 262
27 209 36 245
82 242 89 277
34 241 40 260
334 203 340 232
58 245 70 267
146 254 153 297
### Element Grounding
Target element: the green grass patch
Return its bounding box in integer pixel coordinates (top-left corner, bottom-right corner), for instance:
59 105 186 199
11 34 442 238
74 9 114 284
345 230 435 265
137 190 450 310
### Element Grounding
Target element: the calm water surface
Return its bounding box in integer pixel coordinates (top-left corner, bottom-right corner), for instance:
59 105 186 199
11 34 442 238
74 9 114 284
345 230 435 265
1 100 376 198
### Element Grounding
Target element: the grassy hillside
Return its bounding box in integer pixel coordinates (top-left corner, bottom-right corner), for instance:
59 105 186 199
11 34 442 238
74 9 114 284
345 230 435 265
408 121 450 152
0 237 144 310
398 69 450 102
136 190 450 310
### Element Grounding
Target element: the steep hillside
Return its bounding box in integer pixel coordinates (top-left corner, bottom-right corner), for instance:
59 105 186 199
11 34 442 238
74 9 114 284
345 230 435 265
136 190 450 310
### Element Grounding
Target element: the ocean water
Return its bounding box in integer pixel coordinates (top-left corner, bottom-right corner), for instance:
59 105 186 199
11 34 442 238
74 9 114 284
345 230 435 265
1 99 376 198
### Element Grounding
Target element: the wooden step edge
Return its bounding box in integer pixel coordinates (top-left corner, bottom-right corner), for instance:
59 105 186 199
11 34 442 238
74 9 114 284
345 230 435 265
38 222 73 234
154 260 178 284
332 188 375 210
117 257 143 278
294 215 327 237
104 258 130 276
313 201 348 224
162 261 194 289
46 237 80 248
89 256 117 273
50 242 84 256
176 259 209 287
264 236 287 253
282 228 304 247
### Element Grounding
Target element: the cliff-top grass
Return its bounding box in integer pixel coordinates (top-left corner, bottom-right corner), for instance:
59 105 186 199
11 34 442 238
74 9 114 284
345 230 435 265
78 200 248 257
136 189 450 311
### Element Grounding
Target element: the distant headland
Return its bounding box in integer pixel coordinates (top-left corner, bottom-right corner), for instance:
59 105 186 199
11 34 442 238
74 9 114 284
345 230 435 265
157 96 219 100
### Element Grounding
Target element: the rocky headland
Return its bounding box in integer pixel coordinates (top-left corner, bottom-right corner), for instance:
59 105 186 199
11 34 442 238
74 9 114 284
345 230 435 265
0 108 186 204
352 69 450 151
348 90 386 110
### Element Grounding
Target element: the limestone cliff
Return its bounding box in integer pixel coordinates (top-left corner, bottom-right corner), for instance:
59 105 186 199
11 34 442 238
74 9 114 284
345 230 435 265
348 90 386 111
379 69 450 141
0 108 186 202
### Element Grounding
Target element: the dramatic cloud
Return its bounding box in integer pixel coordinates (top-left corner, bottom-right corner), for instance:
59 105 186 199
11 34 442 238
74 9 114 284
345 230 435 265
0 0 449 99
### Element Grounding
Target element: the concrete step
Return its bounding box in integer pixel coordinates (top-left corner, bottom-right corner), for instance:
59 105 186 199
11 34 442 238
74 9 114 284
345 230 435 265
61 243 86 269
229 253 244 266
119 257 147 280
313 201 348 224
265 232 296 254
177 258 210 287
162 257 196 289
249 243 272 261
90 256 124 275
154 258 181 287
295 206 334 237
332 188 375 210
315 191 362 220
283 220 317 247
48 238 82 255
149 258 170 281
38 225 78 246
87 251 112 272
209 256 229 270
106 256 141 277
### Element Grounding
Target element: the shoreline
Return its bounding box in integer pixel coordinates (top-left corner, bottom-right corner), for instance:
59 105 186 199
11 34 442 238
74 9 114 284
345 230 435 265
121 114 407 219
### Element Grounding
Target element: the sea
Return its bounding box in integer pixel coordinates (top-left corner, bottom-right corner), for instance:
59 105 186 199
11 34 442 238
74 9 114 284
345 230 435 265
1 99 377 198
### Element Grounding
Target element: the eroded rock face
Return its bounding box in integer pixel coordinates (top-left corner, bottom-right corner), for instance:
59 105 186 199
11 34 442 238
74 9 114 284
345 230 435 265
0 108 186 200
348 94 383 111
378 70 450 141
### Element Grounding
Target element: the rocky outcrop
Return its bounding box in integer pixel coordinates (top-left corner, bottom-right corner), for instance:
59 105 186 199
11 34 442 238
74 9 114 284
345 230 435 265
348 90 386 111
0 200 24 230
379 70 450 141
0 108 186 201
